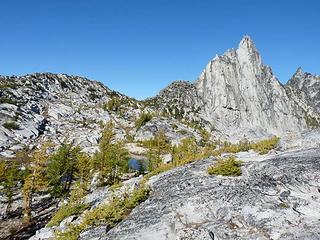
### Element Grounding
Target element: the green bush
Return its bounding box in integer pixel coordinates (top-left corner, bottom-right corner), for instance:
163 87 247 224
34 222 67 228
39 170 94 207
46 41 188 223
124 185 150 209
0 97 17 105
172 138 200 166
47 186 89 227
208 156 242 176
104 96 122 113
56 185 150 240
47 202 89 227
89 93 98 100
0 83 19 89
212 137 279 156
135 112 153 129
305 114 320 128
3 122 19 130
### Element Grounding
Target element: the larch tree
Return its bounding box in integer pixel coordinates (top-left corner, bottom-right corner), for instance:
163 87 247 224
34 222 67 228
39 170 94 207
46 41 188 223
75 152 93 187
95 121 129 185
0 161 19 216
22 144 50 223
146 129 170 171
46 142 81 197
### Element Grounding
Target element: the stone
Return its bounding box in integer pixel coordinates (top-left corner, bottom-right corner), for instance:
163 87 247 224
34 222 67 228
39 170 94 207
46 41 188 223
1 36 320 240
103 148 320 240
278 130 320 151
161 153 172 164
29 228 55 240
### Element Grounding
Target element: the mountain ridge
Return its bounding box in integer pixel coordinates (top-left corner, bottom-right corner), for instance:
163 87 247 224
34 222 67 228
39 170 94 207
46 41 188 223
0 36 319 158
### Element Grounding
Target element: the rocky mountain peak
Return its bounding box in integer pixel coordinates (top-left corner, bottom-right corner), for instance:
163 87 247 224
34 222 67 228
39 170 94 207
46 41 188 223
286 68 320 116
238 35 256 52
195 36 308 140
294 67 304 78
236 35 262 71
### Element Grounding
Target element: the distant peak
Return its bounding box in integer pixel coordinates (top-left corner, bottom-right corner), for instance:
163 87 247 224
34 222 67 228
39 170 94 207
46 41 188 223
238 35 257 52
293 67 304 78
241 34 253 42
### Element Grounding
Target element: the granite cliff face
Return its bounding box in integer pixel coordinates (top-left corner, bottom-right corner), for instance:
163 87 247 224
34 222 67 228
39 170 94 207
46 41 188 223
195 36 308 140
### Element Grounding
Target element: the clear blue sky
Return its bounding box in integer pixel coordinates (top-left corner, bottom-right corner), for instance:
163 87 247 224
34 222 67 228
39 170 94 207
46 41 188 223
0 0 319 99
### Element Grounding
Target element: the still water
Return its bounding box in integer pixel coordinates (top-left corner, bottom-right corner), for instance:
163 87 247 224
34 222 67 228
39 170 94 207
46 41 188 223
128 158 149 171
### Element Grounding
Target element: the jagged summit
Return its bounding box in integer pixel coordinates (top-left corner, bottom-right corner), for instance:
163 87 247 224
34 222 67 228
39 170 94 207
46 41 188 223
286 67 320 115
238 35 257 51
195 36 309 140
291 67 304 79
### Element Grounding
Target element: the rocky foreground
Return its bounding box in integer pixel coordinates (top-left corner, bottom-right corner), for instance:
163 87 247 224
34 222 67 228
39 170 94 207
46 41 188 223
77 148 320 240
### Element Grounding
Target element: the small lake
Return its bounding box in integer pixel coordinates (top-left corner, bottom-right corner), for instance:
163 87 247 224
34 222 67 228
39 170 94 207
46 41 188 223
128 158 149 172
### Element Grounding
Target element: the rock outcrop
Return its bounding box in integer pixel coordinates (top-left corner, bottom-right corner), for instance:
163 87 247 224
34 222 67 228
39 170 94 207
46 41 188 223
147 36 320 141
285 68 320 128
98 148 320 240
286 68 320 112
144 81 203 121
0 73 116 156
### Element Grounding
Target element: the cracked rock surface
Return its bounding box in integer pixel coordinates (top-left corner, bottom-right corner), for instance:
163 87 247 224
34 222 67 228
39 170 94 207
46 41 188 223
97 148 320 240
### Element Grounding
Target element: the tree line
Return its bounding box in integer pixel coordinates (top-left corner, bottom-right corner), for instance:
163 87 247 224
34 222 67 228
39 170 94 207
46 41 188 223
0 121 130 223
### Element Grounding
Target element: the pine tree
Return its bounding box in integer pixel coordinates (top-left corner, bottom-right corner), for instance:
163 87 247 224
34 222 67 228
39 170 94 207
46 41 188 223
137 160 145 175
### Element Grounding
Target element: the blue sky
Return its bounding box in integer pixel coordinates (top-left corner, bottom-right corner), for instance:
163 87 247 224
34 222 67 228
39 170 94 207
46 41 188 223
0 0 319 99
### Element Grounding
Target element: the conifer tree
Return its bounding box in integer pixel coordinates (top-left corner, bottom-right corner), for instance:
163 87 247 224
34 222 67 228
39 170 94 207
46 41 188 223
95 121 129 185
23 144 50 223
146 129 170 171
47 142 81 197
172 138 198 165
0 161 19 216
75 152 93 186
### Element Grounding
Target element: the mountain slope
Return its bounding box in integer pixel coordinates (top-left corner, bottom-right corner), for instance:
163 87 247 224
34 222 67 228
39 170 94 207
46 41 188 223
0 73 138 157
286 68 320 112
0 73 205 158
